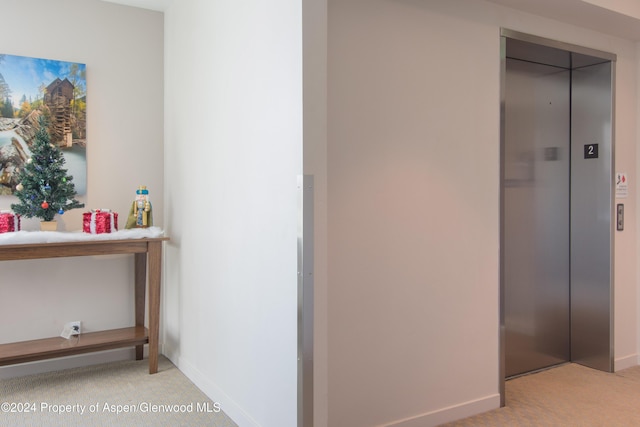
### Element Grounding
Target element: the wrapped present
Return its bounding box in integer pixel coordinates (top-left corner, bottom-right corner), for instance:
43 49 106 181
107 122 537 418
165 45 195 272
0 210 20 233
83 209 118 234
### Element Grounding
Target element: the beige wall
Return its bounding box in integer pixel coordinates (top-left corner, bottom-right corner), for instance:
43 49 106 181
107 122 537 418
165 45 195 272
326 0 637 425
582 0 640 19
0 0 163 376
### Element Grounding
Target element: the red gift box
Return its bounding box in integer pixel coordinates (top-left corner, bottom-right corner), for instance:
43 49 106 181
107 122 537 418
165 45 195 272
0 211 20 233
83 209 118 234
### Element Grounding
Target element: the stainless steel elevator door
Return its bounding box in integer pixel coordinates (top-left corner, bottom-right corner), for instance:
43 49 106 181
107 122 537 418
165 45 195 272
504 58 571 377
570 61 613 372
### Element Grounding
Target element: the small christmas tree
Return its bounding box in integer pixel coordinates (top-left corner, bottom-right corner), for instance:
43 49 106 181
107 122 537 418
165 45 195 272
11 117 84 222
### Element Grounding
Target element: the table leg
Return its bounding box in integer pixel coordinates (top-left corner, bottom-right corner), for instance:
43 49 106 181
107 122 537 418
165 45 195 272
147 241 162 374
134 252 146 361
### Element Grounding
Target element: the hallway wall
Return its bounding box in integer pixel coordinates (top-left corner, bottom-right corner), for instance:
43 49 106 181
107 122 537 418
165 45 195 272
326 0 637 425
163 1 302 426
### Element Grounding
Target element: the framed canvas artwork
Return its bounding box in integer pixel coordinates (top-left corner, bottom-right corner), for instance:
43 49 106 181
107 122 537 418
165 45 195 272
0 53 86 196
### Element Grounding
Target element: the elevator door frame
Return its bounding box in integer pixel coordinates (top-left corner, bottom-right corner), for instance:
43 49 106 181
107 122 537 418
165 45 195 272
499 28 616 406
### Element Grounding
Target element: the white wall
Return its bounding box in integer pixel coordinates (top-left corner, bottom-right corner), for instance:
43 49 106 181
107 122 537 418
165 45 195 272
0 0 163 376
163 1 302 426
326 0 637 426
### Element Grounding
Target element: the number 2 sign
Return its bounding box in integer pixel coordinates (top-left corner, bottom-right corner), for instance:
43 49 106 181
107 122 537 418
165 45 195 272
584 144 599 159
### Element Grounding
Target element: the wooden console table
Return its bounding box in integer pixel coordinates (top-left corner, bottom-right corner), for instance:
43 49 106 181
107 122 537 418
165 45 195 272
0 237 168 374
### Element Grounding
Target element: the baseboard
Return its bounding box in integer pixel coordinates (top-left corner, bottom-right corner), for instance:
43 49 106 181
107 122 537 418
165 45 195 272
0 348 138 379
175 355 261 427
380 393 501 427
614 354 638 371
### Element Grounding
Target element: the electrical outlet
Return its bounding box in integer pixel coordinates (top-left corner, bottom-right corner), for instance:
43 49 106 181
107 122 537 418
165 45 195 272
60 321 81 339
69 321 81 335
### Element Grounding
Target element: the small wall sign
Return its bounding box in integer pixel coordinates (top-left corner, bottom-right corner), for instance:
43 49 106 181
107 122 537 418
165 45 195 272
616 172 628 199
584 144 599 159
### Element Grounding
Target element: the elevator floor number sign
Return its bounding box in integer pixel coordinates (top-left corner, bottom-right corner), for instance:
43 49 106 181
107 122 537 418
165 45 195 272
584 144 599 159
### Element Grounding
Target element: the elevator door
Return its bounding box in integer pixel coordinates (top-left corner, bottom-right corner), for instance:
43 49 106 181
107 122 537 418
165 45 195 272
504 58 571 377
502 31 614 380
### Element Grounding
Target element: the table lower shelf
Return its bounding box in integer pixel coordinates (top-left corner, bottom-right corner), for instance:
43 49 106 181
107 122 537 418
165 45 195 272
0 326 149 366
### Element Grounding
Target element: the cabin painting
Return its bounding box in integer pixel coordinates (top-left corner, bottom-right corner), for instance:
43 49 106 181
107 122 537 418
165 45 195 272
45 78 74 147
0 54 87 196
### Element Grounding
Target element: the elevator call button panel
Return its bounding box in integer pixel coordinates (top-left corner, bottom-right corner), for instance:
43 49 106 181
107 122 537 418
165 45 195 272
617 204 624 231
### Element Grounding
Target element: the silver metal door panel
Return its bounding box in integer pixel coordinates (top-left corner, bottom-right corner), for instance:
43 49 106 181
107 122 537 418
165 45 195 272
504 58 571 377
570 62 613 372
297 175 314 427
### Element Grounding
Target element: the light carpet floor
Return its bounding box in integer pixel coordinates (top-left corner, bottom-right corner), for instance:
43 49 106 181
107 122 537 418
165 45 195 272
441 363 640 426
0 356 238 427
